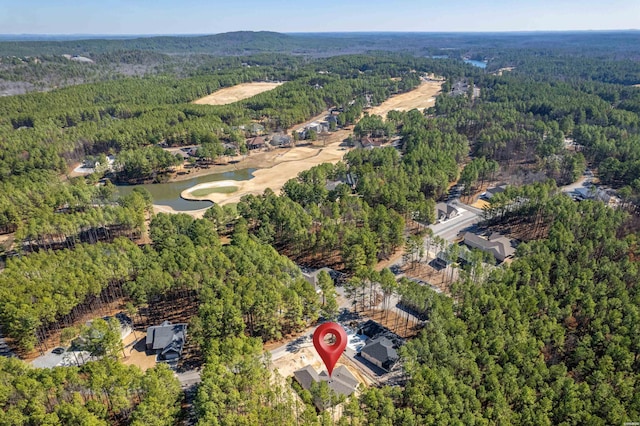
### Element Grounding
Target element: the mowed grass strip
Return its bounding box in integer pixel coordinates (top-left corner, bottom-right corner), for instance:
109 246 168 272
190 186 238 197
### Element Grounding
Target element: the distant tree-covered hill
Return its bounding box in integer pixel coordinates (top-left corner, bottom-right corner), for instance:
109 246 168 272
2 30 640 58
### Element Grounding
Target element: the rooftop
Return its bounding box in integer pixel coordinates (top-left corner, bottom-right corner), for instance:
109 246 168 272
360 336 398 365
463 232 516 262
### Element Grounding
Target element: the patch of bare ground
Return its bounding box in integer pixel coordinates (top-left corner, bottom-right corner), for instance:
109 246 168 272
122 331 156 371
271 345 375 388
263 326 314 352
192 82 284 105
361 308 423 339
368 80 442 116
493 67 516 76
374 247 405 272
402 262 452 295
486 215 550 242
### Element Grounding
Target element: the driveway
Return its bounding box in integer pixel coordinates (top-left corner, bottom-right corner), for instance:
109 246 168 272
175 369 202 389
429 203 481 242
560 169 592 194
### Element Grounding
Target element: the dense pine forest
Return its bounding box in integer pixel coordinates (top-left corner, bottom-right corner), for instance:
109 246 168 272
1 31 640 425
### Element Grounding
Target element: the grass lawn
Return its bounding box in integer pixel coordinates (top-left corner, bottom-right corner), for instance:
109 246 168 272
190 186 238 197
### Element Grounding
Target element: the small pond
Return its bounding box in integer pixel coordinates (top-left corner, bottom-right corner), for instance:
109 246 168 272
117 168 256 211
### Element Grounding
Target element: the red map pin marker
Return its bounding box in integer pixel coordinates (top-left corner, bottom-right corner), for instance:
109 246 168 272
313 322 347 377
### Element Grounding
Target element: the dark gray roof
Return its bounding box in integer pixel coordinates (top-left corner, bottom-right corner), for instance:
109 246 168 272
271 134 291 143
436 202 459 218
246 136 266 146
358 320 387 338
360 337 398 364
293 365 321 390
146 321 187 351
485 184 508 197
319 365 359 396
295 364 358 399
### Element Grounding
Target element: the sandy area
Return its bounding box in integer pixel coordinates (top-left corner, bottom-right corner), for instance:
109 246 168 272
271 345 373 388
494 67 516 76
122 331 157 371
192 82 284 105
471 199 490 209
368 80 442 117
152 204 209 219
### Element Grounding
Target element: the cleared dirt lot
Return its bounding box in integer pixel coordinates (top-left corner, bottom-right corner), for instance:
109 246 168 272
271 345 374 388
368 80 442 117
192 82 284 105
122 331 157 371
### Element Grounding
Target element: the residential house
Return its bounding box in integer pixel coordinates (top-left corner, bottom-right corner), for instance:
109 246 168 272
359 337 398 371
246 136 266 150
301 267 344 289
357 320 387 339
307 122 322 134
293 364 359 410
463 232 516 262
307 121 329 135
319 121 330 132
435 202 460 222
222 142 238 154
246 123 265 136
361 137 383 149
145 321 188 362
482 184 508 200
270 133 292 148
573 186 611 203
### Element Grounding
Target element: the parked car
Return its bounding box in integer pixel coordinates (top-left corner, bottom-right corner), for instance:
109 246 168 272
52 347 65 355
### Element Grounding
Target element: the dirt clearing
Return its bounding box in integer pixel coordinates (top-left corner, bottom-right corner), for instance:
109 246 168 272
122 331 157 371
192 82 284 105
368 80 442 117
271 345 374 388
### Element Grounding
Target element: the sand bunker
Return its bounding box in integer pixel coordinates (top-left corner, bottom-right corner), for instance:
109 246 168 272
182 180 240 201
192 82 284 105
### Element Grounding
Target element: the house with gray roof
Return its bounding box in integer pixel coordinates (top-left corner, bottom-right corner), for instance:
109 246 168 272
146 321 187 362
293 365 320 390
270 133 292 147
435 202 460 222
293 364 359 410
359 337 398 371
482 184 508 200
246 123 265 136
463 232 516 262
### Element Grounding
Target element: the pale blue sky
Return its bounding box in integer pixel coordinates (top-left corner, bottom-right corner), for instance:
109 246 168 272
0 0 638 34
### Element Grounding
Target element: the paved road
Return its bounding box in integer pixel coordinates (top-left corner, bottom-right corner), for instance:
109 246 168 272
175 369 202 389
